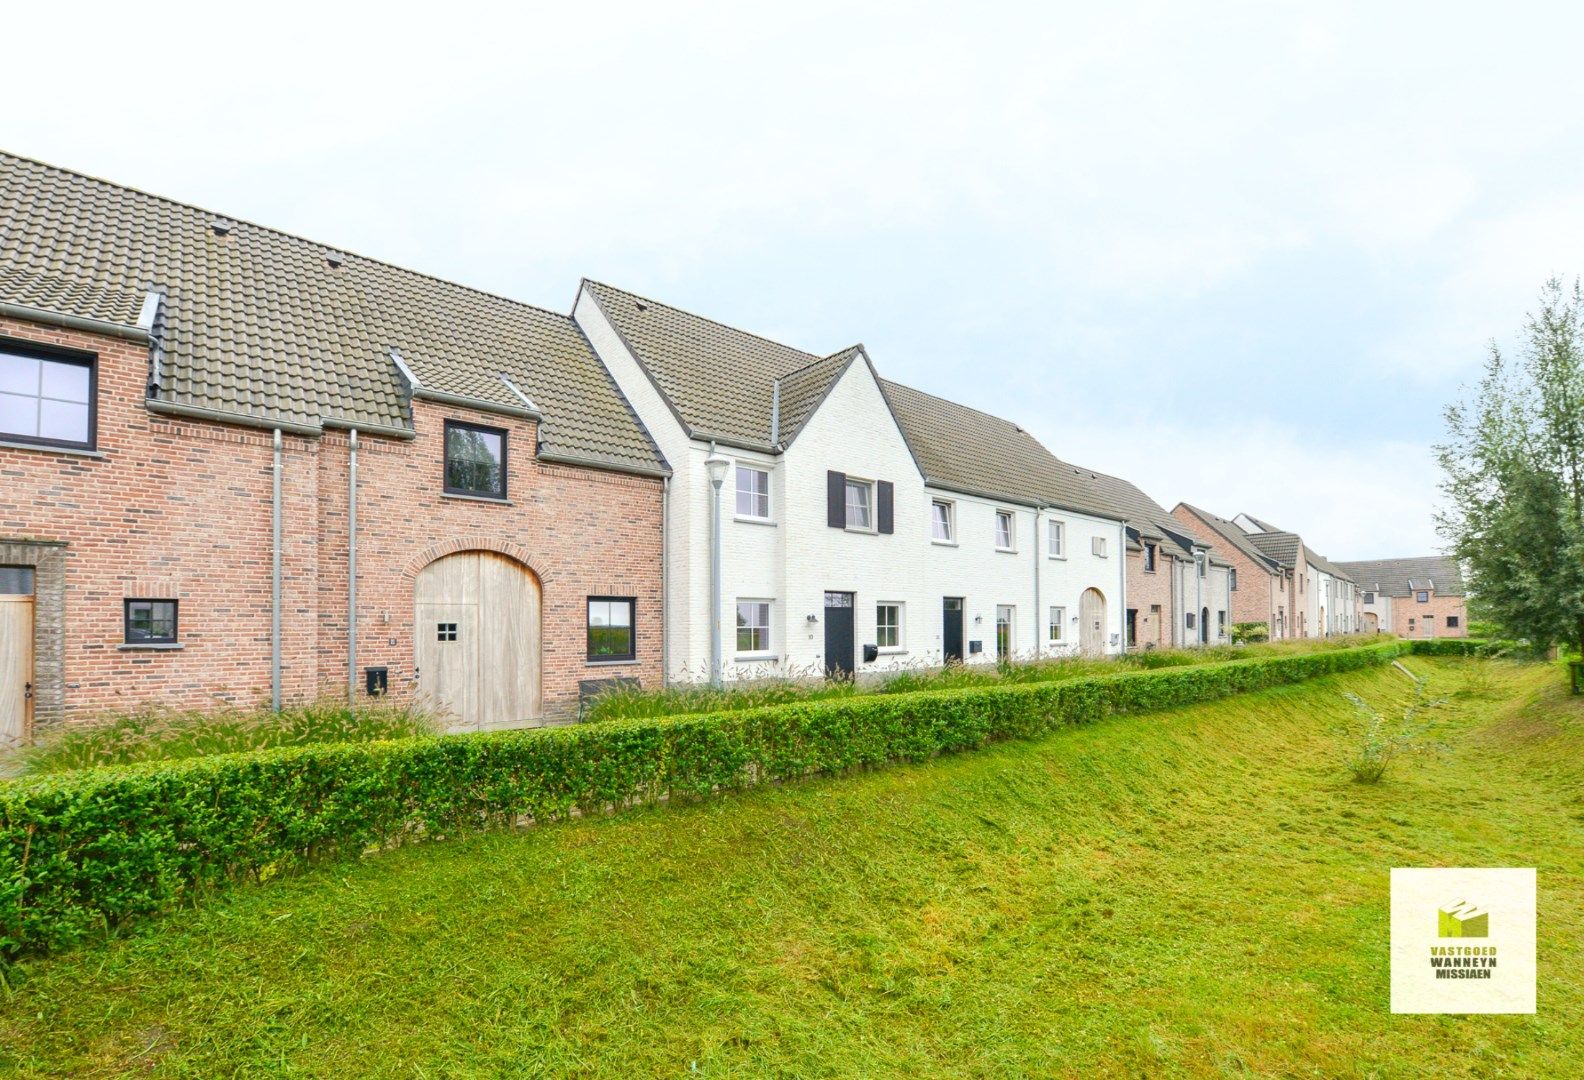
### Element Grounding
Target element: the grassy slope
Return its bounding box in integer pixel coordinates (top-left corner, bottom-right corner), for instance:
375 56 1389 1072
2 659 1580 1078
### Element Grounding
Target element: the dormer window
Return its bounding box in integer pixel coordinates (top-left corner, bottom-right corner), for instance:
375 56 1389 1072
1143 542 1156 572
1416 590 1430 603
0 341 96 450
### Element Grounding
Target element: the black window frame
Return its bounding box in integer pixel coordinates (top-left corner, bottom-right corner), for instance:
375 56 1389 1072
0 337 98 451
442 419 509 500
124 598 179 645
1143 542 1156 572
586 595 637 663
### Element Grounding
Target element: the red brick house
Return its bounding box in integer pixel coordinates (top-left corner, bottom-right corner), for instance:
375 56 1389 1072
1172 503 1291 639
0 152 667 742
1334 556 1468 638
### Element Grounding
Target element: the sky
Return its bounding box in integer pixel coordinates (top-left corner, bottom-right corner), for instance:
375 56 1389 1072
9 1 1583 559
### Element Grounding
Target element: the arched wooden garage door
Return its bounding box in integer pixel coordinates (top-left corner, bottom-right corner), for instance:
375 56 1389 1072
414 551 541 730
1079 587 1106 657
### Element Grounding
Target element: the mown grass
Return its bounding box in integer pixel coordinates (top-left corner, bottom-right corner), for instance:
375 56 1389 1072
1 657 1579 1078
0 699 437 777
586 633 1388 721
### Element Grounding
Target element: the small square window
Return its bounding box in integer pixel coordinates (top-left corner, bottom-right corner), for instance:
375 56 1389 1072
931 500 954 543
1447 615 1460 628
1092 535 1107 557
735 466 770 519
876 603 902 649
587 596 636 661
844 480 873 530
437 622 458 642
995 510 1015 551
125 599 178 644
1416 590 1430 603
737 600 772 654
443 420 507 499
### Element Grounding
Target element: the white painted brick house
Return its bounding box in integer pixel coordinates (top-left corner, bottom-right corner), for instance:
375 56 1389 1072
574 281 1130 683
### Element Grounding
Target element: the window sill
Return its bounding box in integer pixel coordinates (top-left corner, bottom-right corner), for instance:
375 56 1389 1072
734 516 776 527
876 647 907 656
118 642 184 651
734 653 780 663
843 526 877 536
0 438 104 458
995 548 1017 555
931 539 958 547
586 658 639 667
1049 554 1068 561
441 491 511 505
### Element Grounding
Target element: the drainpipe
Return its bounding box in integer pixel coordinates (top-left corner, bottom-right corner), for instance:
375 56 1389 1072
348 429 359 705
1195 548 1204 645
704 444 731 688
1032 509 1041 658
271 428 283 711
661 475 670 687
1118 522 1128 655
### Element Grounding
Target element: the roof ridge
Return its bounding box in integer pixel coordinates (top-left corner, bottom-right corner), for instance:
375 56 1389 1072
582 278 824 368
0 148 577 326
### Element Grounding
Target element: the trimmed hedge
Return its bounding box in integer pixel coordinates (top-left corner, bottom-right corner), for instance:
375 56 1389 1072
1 641 1409 958
1404 638 1507 657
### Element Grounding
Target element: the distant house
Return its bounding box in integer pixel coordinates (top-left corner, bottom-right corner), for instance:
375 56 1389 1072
1075 473 1231 649
1333 556 1467 638
1172 504 1290 639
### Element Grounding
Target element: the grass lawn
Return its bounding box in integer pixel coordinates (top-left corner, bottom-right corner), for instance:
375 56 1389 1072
2 657 1580 1077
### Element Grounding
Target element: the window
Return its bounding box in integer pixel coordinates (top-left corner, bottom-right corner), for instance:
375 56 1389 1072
995 510 1015 551
931 500 955 543
1416 590 1430 603
735 466 770 519
1229 568 1238 591
587 597 636 662
436 622 458 642
124 599 178 645
1185 611 1197 630
1218 610 1227 637
844 479 873 530
1363 591 1374 604
876 603 902 649
0 566 34 594
736 600 772 654
1048 605 1066 643
1447 615 1460 628
443 420 507 499
1143 542 1156 572
1091 536 1108 557
1048 520 1066 557
0 342 95 449
995 605 1015 658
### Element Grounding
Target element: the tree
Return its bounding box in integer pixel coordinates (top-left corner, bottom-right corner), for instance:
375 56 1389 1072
1436 277 1584 658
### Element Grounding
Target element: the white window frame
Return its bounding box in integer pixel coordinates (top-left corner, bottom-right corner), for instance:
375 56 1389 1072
876 602 904 651
1047 519 1066 558
734 465 770 521
844 478 875 532
1048 605 1066 643
930 499 955 545
995 510 1016 552
1091 535 1108 558
735 599 773 657
995 604 1016 658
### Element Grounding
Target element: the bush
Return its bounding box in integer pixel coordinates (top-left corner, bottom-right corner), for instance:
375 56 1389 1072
1231 622 1270 644
6 700 438 777
1336 670 1446 783
0 642 1407 959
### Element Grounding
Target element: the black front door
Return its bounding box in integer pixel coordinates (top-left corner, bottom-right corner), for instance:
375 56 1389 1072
1126 608 1137 648
943 597 964 662
824 591 854 679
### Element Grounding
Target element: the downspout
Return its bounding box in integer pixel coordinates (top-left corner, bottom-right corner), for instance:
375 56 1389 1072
661 475 670 687
1195 548 1204 645
348 429 359 705
1118 522 1128 655
272 428 283 711
1032 509 1041 658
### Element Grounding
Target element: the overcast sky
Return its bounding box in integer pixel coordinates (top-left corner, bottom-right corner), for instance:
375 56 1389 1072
10 2 1581 558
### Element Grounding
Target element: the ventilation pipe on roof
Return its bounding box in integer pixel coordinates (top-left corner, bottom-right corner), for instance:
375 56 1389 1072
272 428 283 711
348 429 359 707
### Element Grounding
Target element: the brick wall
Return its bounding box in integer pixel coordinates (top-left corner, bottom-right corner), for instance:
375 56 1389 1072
1392 592 1468 638
0 314 663 729
1170 505 1282 633
1126 543 1173 650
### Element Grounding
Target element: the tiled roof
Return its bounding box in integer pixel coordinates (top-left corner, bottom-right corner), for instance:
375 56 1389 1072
582 280 842 449
776 347 862 444
1245 530 1303 569
0 151 666 475
1305 550 1353 582
1334 556 1465 598
1176 504 1282 572
1066 466 1207 557
879 380 1124 520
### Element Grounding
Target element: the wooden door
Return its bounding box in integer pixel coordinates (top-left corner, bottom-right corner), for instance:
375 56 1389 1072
0 593 33 747
414 551 541 730
1079 588 1106 657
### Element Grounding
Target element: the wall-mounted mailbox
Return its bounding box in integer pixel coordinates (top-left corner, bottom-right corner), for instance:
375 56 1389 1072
365 666 389 697
968 640 983 655
862 643 879 663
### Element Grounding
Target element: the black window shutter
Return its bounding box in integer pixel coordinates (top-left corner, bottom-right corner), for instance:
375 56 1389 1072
827 470 846 528
877 480 894 534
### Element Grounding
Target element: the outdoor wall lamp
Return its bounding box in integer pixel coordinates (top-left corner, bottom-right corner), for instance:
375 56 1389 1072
806 613 819 622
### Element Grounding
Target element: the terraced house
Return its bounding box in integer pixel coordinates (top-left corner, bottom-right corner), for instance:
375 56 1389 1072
1231 514 1360 637
1335 555 1467 638
0 153 667 742
573 282 1130 681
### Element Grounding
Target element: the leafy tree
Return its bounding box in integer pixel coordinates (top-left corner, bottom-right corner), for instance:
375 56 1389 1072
1437 278 1584 657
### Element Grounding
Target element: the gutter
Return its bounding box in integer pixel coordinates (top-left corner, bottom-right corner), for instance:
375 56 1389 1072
145 398 415 440
534 449 671 479
0 302 151 343
412 385 542 421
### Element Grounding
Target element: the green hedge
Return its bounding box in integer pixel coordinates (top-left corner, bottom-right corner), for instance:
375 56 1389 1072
1405 638 1506 657
1 642 1406 959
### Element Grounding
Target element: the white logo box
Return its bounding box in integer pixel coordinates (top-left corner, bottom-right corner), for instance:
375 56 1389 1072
1390 867 1536 1014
